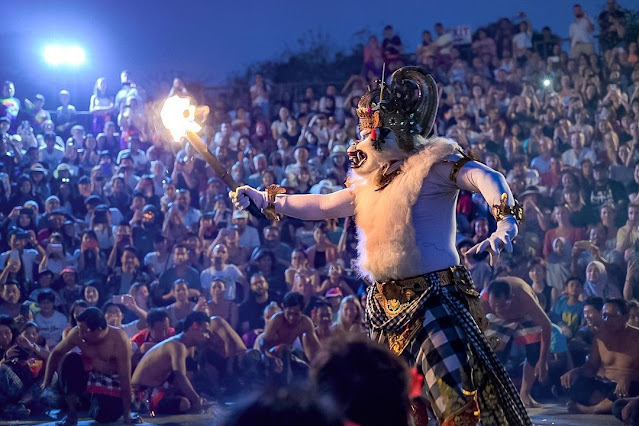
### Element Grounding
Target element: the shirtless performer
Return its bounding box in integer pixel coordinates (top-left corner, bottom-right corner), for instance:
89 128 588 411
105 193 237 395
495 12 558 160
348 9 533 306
481 277 552 408
259 291 321 384
41 307 139 425
561 298 639 414
232 66 530 424
132 311 210 415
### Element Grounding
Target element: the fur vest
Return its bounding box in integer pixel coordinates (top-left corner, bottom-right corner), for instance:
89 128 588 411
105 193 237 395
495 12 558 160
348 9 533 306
349 137 460 282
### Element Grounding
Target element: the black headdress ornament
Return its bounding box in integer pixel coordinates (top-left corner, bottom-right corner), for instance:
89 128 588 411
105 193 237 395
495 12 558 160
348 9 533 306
356 66 439 152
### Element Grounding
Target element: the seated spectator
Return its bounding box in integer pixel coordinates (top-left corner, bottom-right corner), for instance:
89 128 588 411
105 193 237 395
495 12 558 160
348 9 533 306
561 299 639 414
527 257 558 312
583 260 622 299
552 277 585 337
239 273 279 335
0 280 23 319
83 280 103 308
0 320 49 420
144 234 173 278
61 300 89 339
317 262 353 296
200 243 245 302
247 248 287 299
103 297 146 339
253 225 292 268
42 307 138 425
34 289 67 348
131 308 175 364
292 270 324 317
482 277 552 408
332 295 365 336
106 246 149 296
259 292 321 384
154 244 201 306
28 270 63 309
164 279 196 327
132 312 210 415
312 301 334 344
58 267 83 308
0 228 41 284
310 337 412 426
232 209 260 253
206 279 239 330
249 302 281 350
285 249 319 294
0 314 15 360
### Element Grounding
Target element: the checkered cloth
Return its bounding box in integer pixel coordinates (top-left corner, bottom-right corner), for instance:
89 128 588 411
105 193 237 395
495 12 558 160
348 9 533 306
86 370 121 398
366 267 532 426
485 314 542 347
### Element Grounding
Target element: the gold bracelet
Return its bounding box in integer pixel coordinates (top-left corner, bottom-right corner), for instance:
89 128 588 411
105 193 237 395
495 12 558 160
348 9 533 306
491 193 524 223
263 184 286 222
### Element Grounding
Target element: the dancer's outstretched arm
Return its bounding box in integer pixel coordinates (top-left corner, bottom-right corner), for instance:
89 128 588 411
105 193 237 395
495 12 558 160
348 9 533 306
231 186 355 221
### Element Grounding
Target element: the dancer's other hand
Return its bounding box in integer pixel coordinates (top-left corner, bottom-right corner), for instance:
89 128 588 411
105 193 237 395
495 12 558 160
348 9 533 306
465 216 517 266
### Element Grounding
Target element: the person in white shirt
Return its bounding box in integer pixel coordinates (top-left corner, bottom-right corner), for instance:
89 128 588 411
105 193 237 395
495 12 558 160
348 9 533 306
569 4 595 58
200 243 245 301
34 290 68 347
512 16 533 59
116 137 148 175
561 130 596 168
39 133 64 169
0 231 42 283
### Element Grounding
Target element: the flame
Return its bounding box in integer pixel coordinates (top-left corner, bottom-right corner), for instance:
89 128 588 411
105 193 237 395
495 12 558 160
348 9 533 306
160 95 204 142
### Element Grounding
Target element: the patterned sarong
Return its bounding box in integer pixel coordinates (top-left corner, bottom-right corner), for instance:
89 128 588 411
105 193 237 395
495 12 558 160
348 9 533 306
86 370 121 398
366 266 532 426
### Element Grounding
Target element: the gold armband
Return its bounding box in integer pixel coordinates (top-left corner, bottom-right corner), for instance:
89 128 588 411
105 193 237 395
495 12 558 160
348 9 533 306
491 193 524 223
263 184 286 222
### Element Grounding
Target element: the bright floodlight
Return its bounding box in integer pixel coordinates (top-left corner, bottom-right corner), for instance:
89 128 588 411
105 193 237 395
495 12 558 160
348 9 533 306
43 45 86 66
542 78 552 88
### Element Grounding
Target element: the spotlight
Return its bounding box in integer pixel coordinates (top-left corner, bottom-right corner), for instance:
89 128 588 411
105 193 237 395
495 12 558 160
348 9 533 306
43 44 86 66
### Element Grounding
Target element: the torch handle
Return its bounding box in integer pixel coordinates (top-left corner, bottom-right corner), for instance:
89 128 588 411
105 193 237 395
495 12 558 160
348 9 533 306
185 131 266 220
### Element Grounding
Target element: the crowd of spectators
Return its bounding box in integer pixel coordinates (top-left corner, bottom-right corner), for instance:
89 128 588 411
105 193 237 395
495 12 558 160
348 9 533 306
0 0 638 423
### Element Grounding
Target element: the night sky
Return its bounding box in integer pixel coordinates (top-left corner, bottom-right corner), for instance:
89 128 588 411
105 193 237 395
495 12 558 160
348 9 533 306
1 0 636 107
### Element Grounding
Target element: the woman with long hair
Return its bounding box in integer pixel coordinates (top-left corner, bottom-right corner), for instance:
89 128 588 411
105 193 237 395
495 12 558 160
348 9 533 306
332 295 365 335
61 300 89 339
89 77 114 136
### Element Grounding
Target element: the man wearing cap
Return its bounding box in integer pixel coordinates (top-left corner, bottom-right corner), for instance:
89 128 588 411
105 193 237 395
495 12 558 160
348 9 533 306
232 210 260 252
117 137 148 175
39 132 64 169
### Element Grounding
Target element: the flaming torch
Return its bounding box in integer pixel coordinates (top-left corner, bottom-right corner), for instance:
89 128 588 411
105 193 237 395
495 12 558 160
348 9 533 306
160 95 264 218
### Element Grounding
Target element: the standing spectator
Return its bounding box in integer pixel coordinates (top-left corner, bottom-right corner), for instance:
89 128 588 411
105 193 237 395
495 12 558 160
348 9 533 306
200 243 245 302
381 25 404 72
598 0 627 52
89 77 114 136
250 74 269 118
569 4 595 59
0 81 19 128
553 277 585 337
512 14 533 64
55 90 76 141
364 35 384 77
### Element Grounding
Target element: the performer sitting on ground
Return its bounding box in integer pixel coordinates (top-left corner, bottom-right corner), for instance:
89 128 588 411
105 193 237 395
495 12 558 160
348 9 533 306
131 311 210 415
232 66 531 425
481 277 552 408
41 307 139 425
259 291 321 385
561 298 639 414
